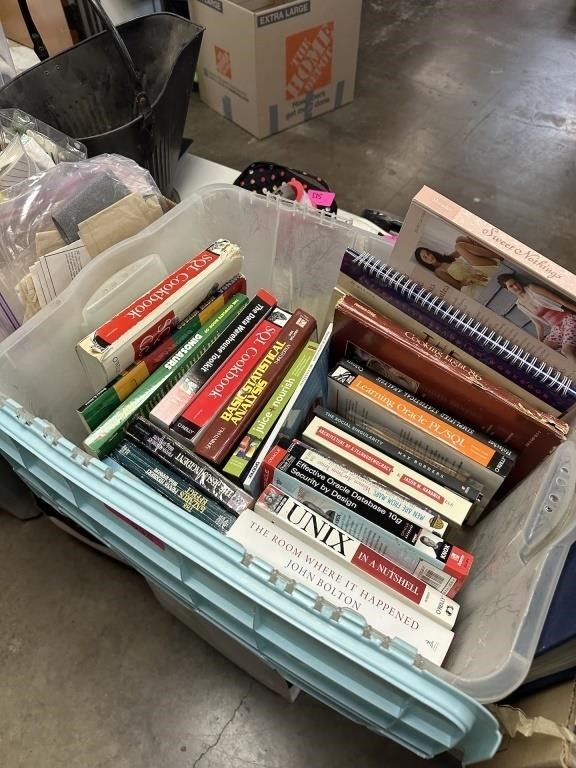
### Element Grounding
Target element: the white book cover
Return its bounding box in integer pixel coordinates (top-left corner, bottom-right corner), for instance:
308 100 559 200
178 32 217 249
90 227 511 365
229 507 454 665
302 415 471 526
257 485 459 629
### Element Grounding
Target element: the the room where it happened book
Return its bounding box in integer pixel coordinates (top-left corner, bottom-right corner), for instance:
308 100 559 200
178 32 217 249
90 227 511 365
388 187 576 387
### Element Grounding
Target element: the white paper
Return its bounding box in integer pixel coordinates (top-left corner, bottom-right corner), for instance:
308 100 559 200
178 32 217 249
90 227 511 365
29 264 48 308
41 240 91 297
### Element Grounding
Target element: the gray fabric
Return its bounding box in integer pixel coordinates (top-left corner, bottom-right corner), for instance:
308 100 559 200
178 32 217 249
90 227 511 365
51 172 130 243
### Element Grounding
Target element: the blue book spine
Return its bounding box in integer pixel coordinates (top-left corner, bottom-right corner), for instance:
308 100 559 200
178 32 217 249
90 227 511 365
341 249 576 413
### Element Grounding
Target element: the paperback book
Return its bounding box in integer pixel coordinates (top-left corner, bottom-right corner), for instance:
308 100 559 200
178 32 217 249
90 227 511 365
328 358 515 510
77 239 243 390
83 294 249 458
172 308 292 443
78 274 246 431
264 438 449 536
108 440 237 533
229 504 454 665
224 341 318 479
125 417 252 515
194 308 317 465
150 288 278 430
313 406 482 505
303 413 475 525
262 439 474 597
330 293 568 502
258 485 459 628
389 187 576 403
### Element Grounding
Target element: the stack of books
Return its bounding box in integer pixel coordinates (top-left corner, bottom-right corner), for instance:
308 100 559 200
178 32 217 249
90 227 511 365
76 188 576 673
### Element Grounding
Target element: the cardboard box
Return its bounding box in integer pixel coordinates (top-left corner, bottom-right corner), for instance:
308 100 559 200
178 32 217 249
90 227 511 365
478 681 576 768
189 0 362 138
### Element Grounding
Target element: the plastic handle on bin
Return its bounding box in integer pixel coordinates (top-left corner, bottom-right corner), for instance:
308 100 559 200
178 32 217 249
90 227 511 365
520 440 576 561
81 254 166 329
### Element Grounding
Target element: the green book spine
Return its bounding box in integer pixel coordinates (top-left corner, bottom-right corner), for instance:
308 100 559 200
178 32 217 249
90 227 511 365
78 274 246 431
223 341 317 479
84 294 248 458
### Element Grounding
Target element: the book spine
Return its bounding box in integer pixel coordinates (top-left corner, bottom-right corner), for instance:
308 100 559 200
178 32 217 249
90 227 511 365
258 486 459 628
302 416 473 525
229 507 453 665
336 271 558 417
195 309 317 465
264 439 447 538
78 275 246 431
263 441 474 596
150 289 277 429
83 294 249 458
223 341 317 479
78 242 242 388
341 248 576 413
328 361 512 498
172 312 290 442
95 240 239 345
345 356 516 461
125 417 252 515
263 455 466 597
110 440 237 533
314 406 482 504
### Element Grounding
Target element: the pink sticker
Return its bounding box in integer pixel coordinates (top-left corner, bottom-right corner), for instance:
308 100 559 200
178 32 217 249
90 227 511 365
308 189 336 207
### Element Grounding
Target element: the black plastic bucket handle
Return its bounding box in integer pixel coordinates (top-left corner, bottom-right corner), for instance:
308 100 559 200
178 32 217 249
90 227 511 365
16 0 151 117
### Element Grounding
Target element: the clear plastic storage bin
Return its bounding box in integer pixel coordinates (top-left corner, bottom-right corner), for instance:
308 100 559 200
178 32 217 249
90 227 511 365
1 185 575 764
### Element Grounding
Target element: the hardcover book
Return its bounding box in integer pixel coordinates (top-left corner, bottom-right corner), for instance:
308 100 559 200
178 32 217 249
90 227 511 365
257 485 459 628
228 505 454 665
389 187 576 399
330 294 568 504
338 250 571 415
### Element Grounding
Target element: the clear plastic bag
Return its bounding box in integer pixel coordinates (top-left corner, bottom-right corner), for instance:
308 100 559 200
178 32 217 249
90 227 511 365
0 108 87 164
0 154 168 330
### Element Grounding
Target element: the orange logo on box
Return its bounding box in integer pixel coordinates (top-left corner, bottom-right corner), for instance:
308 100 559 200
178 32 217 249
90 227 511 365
285 21 334 99
215 45 232 79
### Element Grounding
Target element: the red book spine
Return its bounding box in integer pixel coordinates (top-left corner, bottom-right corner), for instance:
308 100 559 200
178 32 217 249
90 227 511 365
261 444 288 490
95 247 221 345
195 309 316 465
349 545 427 602
173 316 285 441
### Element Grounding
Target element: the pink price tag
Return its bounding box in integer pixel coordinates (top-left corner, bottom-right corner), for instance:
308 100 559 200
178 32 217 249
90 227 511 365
308 189 336 208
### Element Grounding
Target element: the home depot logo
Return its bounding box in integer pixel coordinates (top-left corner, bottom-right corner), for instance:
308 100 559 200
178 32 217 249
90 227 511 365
215 45 232 79
285 21 334 100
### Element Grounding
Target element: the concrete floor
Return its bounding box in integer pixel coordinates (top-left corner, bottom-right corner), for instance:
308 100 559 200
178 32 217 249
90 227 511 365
4 0 576 765
187 0 576 271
